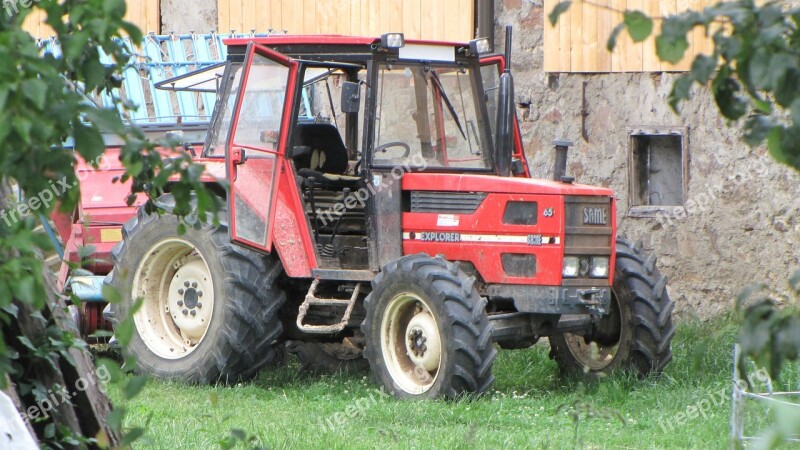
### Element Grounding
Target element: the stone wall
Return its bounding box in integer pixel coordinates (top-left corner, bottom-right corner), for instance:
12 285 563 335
498 0 800 319
160 0 216 34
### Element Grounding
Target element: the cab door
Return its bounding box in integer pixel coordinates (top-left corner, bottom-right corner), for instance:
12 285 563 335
227 43 298 252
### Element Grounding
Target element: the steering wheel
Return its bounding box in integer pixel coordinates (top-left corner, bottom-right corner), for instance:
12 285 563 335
376 141 411 158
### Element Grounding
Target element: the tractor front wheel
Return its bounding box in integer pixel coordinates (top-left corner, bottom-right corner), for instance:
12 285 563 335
549 237 675 378
105 196 285 383
362 254 496 399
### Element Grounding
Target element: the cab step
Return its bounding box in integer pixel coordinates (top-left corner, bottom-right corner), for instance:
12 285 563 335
296 279 361 334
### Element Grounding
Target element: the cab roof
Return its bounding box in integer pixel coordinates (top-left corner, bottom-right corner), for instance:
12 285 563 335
222 34 470 48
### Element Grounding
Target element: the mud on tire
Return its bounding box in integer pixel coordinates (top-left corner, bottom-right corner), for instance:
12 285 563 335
362 254 496 399
549 237 675 377
105 196 285 384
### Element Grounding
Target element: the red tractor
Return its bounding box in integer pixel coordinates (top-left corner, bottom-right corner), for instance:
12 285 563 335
106 31 674 398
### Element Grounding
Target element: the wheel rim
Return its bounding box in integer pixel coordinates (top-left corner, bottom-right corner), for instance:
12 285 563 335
131 238 215 360
562 290 622 371
380 292 442 394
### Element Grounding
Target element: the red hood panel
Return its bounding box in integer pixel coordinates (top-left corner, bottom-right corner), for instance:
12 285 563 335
402 173 614 196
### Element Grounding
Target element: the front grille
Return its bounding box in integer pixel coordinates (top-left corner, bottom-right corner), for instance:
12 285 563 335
409 191 487 214
564 196 613 256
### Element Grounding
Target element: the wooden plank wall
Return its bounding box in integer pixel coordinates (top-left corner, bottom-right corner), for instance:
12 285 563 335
544 0 724 73
23 0 160 39
217 0 475 41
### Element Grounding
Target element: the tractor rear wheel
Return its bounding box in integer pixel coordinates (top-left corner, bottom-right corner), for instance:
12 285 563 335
362 254 496 399
105 197 285 383
549 237 675 378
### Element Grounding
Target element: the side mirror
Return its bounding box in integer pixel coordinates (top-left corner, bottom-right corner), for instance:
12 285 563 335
341 81 361 113
494 71 513 177
494 26 514 177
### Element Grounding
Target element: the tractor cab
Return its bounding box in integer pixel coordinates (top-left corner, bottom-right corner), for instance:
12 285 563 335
209 34 527 275
198 34 521 275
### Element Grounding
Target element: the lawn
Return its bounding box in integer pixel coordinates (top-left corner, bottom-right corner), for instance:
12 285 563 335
108 316 799 449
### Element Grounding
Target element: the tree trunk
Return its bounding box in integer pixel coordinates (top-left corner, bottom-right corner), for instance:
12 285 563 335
0 177 120 448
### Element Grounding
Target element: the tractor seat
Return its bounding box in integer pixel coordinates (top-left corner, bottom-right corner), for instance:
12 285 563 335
292 123 360 189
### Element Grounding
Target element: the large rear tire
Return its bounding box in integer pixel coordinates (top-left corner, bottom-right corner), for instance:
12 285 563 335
362 254 496 399
549 237 675 378
105 197 285 383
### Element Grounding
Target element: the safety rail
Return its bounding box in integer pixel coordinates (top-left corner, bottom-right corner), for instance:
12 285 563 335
37 31 272 126
731 344 800 447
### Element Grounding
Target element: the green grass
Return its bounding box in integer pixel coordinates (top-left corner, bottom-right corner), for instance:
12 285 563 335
108 316 800 449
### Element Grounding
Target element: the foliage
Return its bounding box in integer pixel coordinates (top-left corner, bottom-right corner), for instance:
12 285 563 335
550 0 800 171
0 0 218 445
736 271 800 383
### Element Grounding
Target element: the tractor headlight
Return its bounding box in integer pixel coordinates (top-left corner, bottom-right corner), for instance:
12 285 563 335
381 33 405 48
591 257 610 278
563 256 579 278
469 38 491 55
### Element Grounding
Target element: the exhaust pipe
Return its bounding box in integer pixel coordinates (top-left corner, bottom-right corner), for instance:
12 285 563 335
552 139 573 183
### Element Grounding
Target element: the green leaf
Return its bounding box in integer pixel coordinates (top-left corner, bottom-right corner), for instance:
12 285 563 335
690 55 716 84
11 276 35 303
119 427 145 447
107 407 126 432
712 71 747 120
17 336 37 352
736 283 767 311
124 374 148 399
115 317 134 347
751 98 771 115
101 283 121 304
74 122 105 161
63 32 91 61
669 75 693 112
83 107 127 134
743 116 774 147
126 160 144 177
20 79 47 110
790 270 800 293
120 21 143 44
549 1 572 26
0 86 10 111
767 127 786 163
656 34 689 64
748 50 772 90
12 117 32 144
606 23 625 51
790 98 800 127
624 10 653 42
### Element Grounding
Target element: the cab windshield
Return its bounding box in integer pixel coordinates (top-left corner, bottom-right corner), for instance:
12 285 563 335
373 63 493 171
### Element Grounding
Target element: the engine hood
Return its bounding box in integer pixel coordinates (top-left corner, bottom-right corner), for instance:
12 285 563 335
401 172 614 197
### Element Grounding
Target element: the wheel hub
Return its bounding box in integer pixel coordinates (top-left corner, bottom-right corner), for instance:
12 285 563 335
405 311 440 372
167 258 213 342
